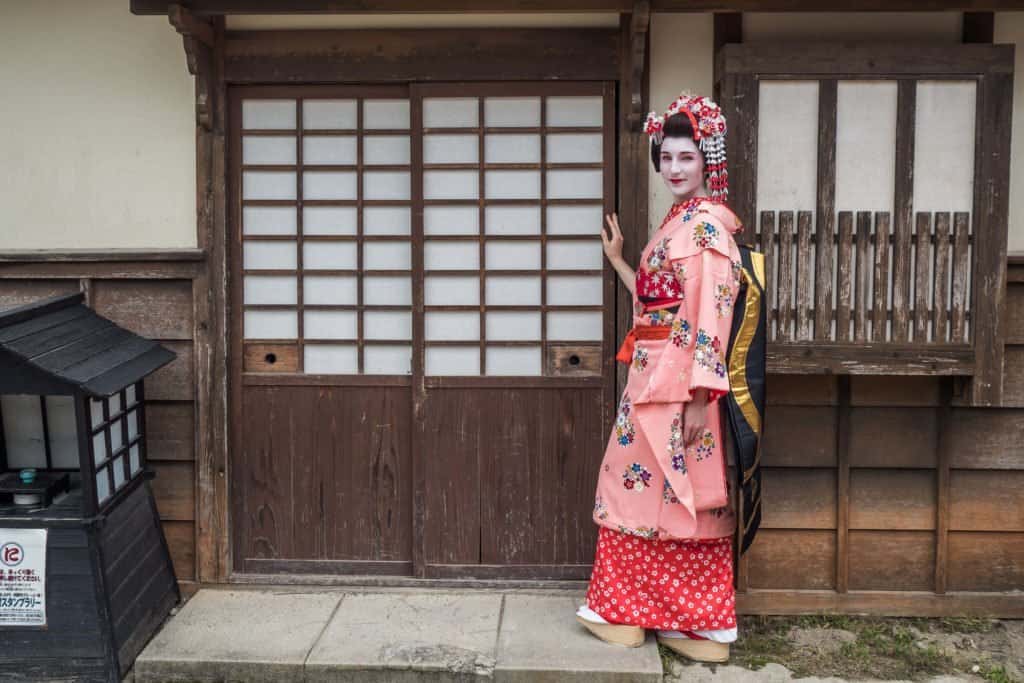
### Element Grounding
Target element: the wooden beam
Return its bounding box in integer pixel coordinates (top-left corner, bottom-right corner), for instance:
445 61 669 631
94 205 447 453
766 343 974 376
131 0 1024 15
169 3 215 47
963 11 995 43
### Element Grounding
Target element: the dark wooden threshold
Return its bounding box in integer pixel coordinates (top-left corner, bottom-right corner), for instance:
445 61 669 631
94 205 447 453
738 589 1024 618
0 249 206 263
768 343 974 375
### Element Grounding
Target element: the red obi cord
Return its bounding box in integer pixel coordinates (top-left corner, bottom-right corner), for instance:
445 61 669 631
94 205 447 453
586 527 737 631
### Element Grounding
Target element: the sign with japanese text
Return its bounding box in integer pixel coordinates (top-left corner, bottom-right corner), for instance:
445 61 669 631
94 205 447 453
0 529 47 627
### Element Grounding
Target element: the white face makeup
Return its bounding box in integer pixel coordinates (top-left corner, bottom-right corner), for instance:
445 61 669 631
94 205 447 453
658 136 707 203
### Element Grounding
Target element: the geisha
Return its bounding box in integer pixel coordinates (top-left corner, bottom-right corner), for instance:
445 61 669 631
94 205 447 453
576 92 743 663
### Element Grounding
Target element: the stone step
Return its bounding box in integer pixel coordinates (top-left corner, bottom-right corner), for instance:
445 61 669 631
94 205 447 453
134 588 663 683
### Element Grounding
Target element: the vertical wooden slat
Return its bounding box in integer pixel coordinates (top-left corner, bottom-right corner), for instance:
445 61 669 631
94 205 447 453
914 212 932 343
478 96 487 375
776 211 794 342
951 212 970 344
816 80 838 342
836 376 851 594
722 73 758 245
759 211 775 340
854 211 871 342
356 97 365 373
836 211 853 342
871 212 891 342
935 377 952 594
933 212 951 343
963 12 995 43
892 80 916 343
795 211 813 341
296 99 305 372
410 86 426 578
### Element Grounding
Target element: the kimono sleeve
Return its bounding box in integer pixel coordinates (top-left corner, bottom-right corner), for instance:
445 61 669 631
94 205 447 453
674 247 733 404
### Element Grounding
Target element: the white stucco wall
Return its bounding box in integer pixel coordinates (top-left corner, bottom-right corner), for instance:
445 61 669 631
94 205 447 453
0 0 196 250
996 13 1024 255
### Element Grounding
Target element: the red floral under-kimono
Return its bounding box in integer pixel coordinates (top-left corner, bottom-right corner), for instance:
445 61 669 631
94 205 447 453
586 196 743 633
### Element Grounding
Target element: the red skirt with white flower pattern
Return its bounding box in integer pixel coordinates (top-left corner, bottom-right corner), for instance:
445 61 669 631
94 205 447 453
586 527 737 631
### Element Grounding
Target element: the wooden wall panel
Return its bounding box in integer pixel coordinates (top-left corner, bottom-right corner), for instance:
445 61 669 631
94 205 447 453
949 470 1024 531
150 462 196 522
146 402 195 462
746 529 836 590
1002 347 1024 407
145 340 194 401
766 375 837 406
1006 283 1024 344
91 279 194 340
849 469 936 530
850 376 941 407
848 530 935 591
948 532 1024 591
163 520 196 582
946 409 1024 468
761 406 837 467
849 408 937 467
760 468 836 529
0 279 80 310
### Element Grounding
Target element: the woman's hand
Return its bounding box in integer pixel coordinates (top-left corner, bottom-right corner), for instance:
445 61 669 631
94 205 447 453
683 388 709 444
601 213 625 264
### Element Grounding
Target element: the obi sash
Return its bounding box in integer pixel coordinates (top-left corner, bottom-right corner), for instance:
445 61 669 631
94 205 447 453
615 325 671 364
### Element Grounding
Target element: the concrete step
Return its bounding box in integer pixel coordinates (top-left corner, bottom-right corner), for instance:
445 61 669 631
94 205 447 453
134 587 663 683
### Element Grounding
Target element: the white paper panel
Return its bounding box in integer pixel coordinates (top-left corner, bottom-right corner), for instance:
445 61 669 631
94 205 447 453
302 99 357 129
485 97 540 127
110 419 123 453
364 276 412 305
45 396 79 469
547 205 603 235
364 207 411 235
303 206 357 236
546 133 603 163
426 312 480 341
424 170 479 200
364 241 411 270
364 345 412 375
547 240 603 269
244 206 297 236
364 99 410 129
244 310 297 339
546 275 603 306
424 206 478 235
914 81 976 213
92 431 108 465
424 98 479 128
425 276 479 305
302 136 357 165
485 134 540 163
243 136 297 165
127 409 139 442
96 469 111 503
365 311 411 340
486 275 541 305
485 205 540 235
303 275 358 305
245 276 298 305
303 242 357 270
487 311 541 340
304 345 358 374
486 170 540 199
547 96 603 127
2 395 46 469
757 81 819 212
486 241 541 270
89 398 104 429
244 241 297 270
126 384 138 408
426 346 480 376
243 171 297 200
109 393 122 416
548 311 602 340
130 445 142 475
303 171 357 200
243 99 296 129
113 457 126 489
835 81 897 214
424 134 479 164
425 241 479 269
305 310 358 339
486 346 542 376
364 135 411 165
547 170 602 199
364 171 411 200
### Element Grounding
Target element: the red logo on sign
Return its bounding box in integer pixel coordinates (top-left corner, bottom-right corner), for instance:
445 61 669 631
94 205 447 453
1 543 24 567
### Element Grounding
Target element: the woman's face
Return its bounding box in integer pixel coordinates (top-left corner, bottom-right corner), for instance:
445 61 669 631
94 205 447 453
659 136 706 203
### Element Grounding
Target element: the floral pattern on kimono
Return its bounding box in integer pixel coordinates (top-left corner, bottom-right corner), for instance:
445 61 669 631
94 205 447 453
592 199 743 542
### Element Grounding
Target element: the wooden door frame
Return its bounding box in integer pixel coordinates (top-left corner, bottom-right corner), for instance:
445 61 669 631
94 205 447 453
180 10 652 583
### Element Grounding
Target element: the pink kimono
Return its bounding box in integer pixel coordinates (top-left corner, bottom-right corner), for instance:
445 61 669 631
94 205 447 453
592 198 743 542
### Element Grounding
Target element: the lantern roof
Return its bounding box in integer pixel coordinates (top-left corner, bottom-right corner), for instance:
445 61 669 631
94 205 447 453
0 293 176 398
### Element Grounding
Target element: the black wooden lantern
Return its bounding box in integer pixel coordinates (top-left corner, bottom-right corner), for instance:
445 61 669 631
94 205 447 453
0 293 180 682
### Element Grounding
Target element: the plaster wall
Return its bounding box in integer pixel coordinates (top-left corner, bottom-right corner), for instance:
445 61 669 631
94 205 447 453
996 13 1024 255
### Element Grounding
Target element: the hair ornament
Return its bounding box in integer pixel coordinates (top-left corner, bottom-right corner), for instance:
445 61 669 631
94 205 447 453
646 91 729 202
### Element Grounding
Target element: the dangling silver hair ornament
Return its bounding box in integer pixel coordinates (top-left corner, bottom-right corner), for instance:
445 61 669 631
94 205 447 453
644 91 729 202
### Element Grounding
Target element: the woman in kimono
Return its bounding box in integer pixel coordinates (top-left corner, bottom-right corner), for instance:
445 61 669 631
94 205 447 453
575 93 743 663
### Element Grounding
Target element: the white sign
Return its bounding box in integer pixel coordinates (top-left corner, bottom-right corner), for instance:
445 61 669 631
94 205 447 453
0 528 47 627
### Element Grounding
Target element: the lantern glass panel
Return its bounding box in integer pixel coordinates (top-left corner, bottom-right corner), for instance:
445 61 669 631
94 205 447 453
108 393 122 417
127 410 139 442
45 396 79 469
90 398 104 429
92 431 108 465
1 395 47 469
113 457 126 490
109 419 124 453
130 445 142 476
126 384 138 408
96 467 111 503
